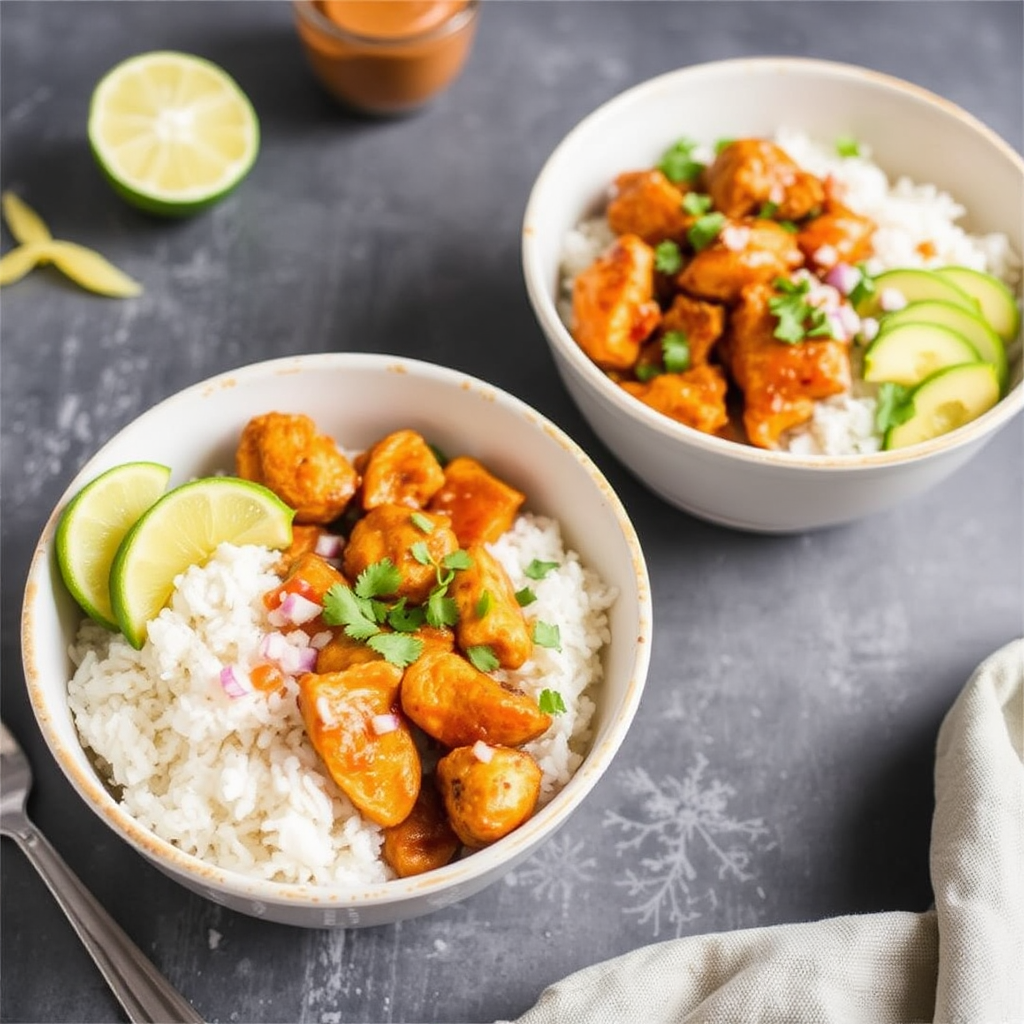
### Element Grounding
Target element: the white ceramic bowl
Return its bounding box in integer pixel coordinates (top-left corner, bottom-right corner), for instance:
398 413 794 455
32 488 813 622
523 57 1024 532
21 353 652 928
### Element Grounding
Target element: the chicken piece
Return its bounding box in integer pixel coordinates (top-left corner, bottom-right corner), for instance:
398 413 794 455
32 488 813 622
359 429 446 511
726 283 851 449
401 649 551 748
606 169 693 246
316 630 382 673
427 456 525 547
621 365 730 436
449 544 532 669
382 782 461 877
677 218 803 305
436 744 542 848
797 180 876 269
705 138 825 221
658 293 727 368
263 551 345 633
236 412 359 524
343 504 458 605
572 234 662 371
298 663 420 828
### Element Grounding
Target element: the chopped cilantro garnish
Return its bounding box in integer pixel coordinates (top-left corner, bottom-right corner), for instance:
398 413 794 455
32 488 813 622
322 583 379 640
681 192 713 216
767 277 835 344
514 586 537 607
778 220 799 233
848 263 876 310
687 212 726 252
875 382 915 434
443 550 473 571
658 137 705 184
410 541 432 565
476 590 492 618
714 137 735 155
661 331 691 373
635 362 662 383
654 239 683 275
387 598 425 633
466 645 500 673
532 621 561 651
836 135 861 158
524 558 559 580
425 589 459 629
758 200 779 219
410 512 434 534
538 689 567 715
367 633 423 669
354 558 401 599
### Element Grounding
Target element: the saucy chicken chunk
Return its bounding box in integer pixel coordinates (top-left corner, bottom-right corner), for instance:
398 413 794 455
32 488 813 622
620 364 730 435
237 412 359 524
726 282 851 448
572 233 661 370
797 181 876 270
706 138 825 221
437 744 542 848
298 663 420 828
427 456 525 546
382 783 460 878
359 429 445 510
607 169 694 245
401 649 551 748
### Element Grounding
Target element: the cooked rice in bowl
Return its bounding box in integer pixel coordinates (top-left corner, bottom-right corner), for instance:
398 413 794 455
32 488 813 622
67 515 615 887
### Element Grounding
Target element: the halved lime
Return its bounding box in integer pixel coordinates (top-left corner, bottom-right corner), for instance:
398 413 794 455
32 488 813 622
87 51 260 217
110 477 294 648
56 461 172 630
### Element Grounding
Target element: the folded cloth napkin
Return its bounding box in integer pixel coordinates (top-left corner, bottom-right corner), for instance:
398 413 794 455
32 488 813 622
512 639 1023 1024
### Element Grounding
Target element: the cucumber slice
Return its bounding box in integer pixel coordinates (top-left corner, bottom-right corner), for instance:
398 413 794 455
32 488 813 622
935 266 1021 343
884 362 1001 450
876 300 1007 391
864 321 979 387
856 268 976 318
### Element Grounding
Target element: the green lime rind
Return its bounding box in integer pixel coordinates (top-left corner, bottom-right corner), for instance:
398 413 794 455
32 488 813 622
55 461 172 629
109 476 294 649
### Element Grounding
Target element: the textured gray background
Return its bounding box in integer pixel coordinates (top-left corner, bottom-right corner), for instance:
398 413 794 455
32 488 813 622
1 2 1022 1022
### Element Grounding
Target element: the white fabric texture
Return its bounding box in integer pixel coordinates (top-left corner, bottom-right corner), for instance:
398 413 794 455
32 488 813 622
512 639 1023 1024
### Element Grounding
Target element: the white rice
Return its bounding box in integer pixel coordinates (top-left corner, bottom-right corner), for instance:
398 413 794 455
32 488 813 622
67 515 614 886
558 130 1022 456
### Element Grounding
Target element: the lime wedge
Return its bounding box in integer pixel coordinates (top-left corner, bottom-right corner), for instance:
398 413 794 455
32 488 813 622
56 462 172 630
87 51 260 217
110 477 294 648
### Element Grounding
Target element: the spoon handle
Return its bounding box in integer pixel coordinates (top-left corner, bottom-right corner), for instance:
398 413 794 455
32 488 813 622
7 815 204 1023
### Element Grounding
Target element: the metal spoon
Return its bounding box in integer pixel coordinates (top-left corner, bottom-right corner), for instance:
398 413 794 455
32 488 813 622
1 721 205 1023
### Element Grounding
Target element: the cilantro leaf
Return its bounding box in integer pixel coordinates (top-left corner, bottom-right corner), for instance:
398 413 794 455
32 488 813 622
322 583 380 640
687 212 726 252
778 220 799 233
524 559 559 580
658 137 705 184
681 191 713 216
836 135 861 158
515 586 537 607
758 200 779 219
661 331 691 373
410 542 432 566
476 589 492 618
367 633 424 669
768 291 809 343
410 512 434 534
653 239 683 275
354 558 401 599
714 137 735 156
532 621 562 651
443 550 473 571
875 382 915 434
428 443 448 467
466 645 500 673
538 689 567 715
635 362 662 383
848 263 876 310
388 598 425 633
426 590 459 629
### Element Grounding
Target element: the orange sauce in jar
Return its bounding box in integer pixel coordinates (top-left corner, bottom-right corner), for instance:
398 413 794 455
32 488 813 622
294 0 479 115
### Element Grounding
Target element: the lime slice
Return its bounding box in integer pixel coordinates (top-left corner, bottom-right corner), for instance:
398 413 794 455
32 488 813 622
56 462 172 630
87 51 260 217
110 477 294 648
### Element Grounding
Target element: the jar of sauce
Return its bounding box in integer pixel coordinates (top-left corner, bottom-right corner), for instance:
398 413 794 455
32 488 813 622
294 0 479 115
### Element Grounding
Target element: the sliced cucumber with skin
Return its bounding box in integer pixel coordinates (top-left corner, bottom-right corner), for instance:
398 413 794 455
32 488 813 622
876 300 1007 391
935 266 1021 344
885 362 1001 450
864 321 979 387
856 268 977 319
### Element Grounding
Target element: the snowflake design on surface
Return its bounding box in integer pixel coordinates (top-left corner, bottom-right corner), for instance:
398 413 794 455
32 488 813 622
504 832 597 913
605 754 771 937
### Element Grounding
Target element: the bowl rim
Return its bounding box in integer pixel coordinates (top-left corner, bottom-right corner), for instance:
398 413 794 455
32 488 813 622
21 351 653 913
522 55 1024 472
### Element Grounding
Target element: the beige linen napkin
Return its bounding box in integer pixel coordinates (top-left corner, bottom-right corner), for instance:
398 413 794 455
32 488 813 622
513 639 1023 1024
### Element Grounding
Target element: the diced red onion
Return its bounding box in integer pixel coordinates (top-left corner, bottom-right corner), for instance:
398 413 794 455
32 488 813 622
720 225 750 252
259 633 318 675
824 261 861 296
314 533 344 559
836 304 862 338
879 287 908 312
219 665 253 699
277 592 322 626
371 713 400 736
812 244 839 269
472 740 494 763
860 317 880 343
310 630 333 650
290 646 318 674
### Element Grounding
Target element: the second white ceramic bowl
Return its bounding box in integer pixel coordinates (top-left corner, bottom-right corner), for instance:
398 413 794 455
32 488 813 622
523 57 1024 532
